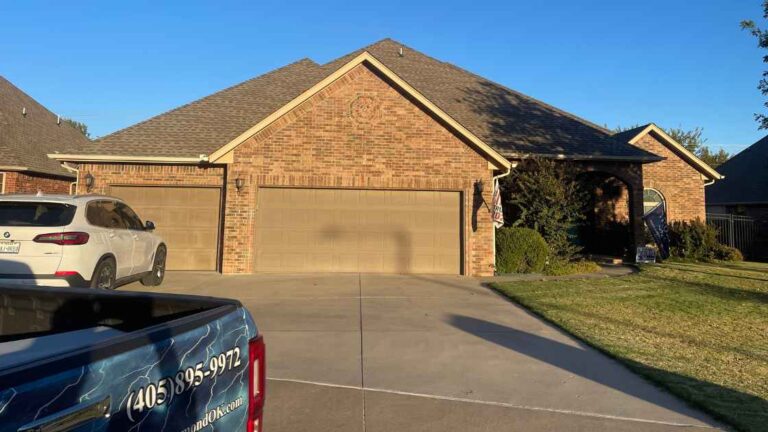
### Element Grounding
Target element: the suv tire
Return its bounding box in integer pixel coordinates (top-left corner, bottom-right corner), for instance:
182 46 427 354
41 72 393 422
141 245 166 286
91 258 116 289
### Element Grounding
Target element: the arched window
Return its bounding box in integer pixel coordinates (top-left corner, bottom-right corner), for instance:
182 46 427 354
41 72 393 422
643 188 666 215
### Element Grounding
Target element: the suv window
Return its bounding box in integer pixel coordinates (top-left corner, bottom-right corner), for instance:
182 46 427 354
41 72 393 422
86 200 127 229
0 202 76 227
117 203 144 230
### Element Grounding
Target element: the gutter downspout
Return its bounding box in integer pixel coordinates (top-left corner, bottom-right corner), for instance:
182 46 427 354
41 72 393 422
490 162 517 275
61 162 79 195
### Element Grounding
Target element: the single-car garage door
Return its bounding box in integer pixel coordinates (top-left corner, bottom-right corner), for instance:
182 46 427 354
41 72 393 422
254 188 461 274
110 186 222 271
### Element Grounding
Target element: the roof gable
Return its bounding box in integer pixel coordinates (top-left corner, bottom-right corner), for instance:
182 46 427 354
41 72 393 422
619 123 723 181
0 76 89 177
209 52 510 170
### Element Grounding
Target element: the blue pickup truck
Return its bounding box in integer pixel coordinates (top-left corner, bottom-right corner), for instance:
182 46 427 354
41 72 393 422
0 285 265 432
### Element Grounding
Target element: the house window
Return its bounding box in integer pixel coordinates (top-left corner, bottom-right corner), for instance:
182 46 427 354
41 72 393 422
643 188 665 215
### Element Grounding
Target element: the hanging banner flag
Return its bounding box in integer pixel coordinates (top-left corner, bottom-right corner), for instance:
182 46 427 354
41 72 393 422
492 179 504 229
642 204 670 259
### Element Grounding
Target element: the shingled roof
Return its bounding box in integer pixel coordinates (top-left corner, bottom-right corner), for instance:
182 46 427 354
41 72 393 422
707 135 768 205
0 76 89 177
67 39 659 162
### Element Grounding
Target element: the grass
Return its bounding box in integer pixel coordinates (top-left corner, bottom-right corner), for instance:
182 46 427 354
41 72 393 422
491 261 768 432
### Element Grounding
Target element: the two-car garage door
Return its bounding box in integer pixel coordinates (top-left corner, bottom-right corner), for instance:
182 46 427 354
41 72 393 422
254 188 462 274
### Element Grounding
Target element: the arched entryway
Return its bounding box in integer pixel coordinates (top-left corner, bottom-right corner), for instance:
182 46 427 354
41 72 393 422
577 172 633 257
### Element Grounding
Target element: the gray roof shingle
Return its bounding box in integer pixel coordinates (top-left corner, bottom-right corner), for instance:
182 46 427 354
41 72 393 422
0 76 90 177
81 39 658 162
706 136 768 205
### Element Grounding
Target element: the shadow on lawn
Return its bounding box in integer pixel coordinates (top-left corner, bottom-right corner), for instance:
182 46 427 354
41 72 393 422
651 275 768 304
449 314 767 432
662 263 768 283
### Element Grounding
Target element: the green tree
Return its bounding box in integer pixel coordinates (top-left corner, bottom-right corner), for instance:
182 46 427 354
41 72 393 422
741 3 768 129
500 158 587 260
63 118 90 138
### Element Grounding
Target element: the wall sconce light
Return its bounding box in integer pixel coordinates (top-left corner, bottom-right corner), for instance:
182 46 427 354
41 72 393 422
235 178 245 192
84 173 94 191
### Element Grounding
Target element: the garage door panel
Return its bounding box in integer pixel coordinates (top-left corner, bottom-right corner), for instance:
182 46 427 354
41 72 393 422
254 188 460 274
110 186 221 271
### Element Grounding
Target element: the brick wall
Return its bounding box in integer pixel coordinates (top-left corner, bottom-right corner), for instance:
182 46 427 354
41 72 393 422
633 133 706 221
74 64 497 276
227 64 495 276
1 171 73 194
75 164 225 195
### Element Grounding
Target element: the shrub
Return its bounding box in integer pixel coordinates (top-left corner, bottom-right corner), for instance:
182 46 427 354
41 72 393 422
668 219 743 261
714 244 744 261
500 158 587 260
543 258 602 276
495 227 549 274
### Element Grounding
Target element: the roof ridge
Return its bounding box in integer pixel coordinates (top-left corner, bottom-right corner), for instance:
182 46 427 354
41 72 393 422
369 39 615 137
95 57 318 143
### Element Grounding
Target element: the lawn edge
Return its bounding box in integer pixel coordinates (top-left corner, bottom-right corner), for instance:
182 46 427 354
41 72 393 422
486 280 738 432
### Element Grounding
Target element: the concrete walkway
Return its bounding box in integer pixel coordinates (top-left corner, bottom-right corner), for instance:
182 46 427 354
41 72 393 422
125 272 721 431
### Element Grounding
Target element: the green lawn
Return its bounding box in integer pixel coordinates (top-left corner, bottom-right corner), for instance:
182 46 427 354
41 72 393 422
491 261 768 432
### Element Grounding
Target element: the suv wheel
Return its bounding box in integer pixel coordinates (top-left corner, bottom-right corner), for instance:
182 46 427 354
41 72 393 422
141 245 166 286
91 258 116 289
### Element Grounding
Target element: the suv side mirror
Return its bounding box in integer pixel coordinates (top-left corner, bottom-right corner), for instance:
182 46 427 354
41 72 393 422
144 220 156 231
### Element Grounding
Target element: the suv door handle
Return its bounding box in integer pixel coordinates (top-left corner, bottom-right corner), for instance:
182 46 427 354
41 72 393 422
18 396 110 432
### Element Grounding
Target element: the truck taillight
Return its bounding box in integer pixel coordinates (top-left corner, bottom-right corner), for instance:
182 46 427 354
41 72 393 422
247 335 265 432
33 232 89 245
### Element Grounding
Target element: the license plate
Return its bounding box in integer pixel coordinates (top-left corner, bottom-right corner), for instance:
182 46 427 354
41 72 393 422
0 240 20 254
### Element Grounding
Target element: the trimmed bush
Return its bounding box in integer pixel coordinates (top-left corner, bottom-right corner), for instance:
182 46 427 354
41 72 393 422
668 219 743 261
496 227 549 274
714 244 744 261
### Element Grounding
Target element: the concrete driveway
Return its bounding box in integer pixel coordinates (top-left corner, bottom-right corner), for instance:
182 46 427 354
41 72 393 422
125 273 721 431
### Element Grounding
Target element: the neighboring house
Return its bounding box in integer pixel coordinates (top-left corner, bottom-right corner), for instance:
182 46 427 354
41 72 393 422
49 39 720 275
706 136 768 259
0 76 89 194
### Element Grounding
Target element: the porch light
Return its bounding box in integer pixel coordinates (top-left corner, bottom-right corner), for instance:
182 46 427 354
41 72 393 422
84 173 94 190
235 177 245 192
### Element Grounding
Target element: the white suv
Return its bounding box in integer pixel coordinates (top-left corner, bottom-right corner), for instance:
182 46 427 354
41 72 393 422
0 194 166 289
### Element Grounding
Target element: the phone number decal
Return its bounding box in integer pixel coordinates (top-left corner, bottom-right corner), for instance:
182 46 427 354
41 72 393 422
126 347 243 421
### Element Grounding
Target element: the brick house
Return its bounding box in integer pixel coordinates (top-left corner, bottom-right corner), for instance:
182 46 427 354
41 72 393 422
49 39 721 276
0 76 89 194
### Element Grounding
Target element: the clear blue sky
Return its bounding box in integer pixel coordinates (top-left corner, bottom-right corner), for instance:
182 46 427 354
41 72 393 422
1 0 765 154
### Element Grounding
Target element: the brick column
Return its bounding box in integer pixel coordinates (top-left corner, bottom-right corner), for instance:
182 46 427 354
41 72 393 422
626 183 645 262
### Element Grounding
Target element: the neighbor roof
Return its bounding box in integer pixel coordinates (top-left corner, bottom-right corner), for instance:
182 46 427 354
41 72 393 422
0 76 89 177
706 135 768 205
54 39 660 164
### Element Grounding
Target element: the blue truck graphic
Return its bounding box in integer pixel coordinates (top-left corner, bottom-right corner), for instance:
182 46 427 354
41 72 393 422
0 286 265 431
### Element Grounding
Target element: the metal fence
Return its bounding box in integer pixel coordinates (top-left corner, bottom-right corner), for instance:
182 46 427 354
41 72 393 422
706 213 757 256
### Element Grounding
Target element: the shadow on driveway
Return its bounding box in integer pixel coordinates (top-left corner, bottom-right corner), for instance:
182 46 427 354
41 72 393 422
447 315 762 429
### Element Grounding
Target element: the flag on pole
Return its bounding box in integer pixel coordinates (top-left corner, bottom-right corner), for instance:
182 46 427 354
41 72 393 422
642 203 670 259
492 179 504 228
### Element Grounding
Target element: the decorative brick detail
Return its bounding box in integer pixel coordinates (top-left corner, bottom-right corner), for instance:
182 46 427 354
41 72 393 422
74 64 497 276
1 171 72 194
633 134 706 221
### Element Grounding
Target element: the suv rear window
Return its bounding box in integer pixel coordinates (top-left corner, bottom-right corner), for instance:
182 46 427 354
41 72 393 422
0 202 77 227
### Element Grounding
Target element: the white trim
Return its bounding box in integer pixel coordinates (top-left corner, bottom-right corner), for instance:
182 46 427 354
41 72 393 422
627 124 723 180
47 154 203 164
208 51 511 170
0 172 5 194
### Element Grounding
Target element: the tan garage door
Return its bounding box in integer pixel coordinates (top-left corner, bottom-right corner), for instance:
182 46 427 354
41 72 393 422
254 188 461 274
110 186 221 271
